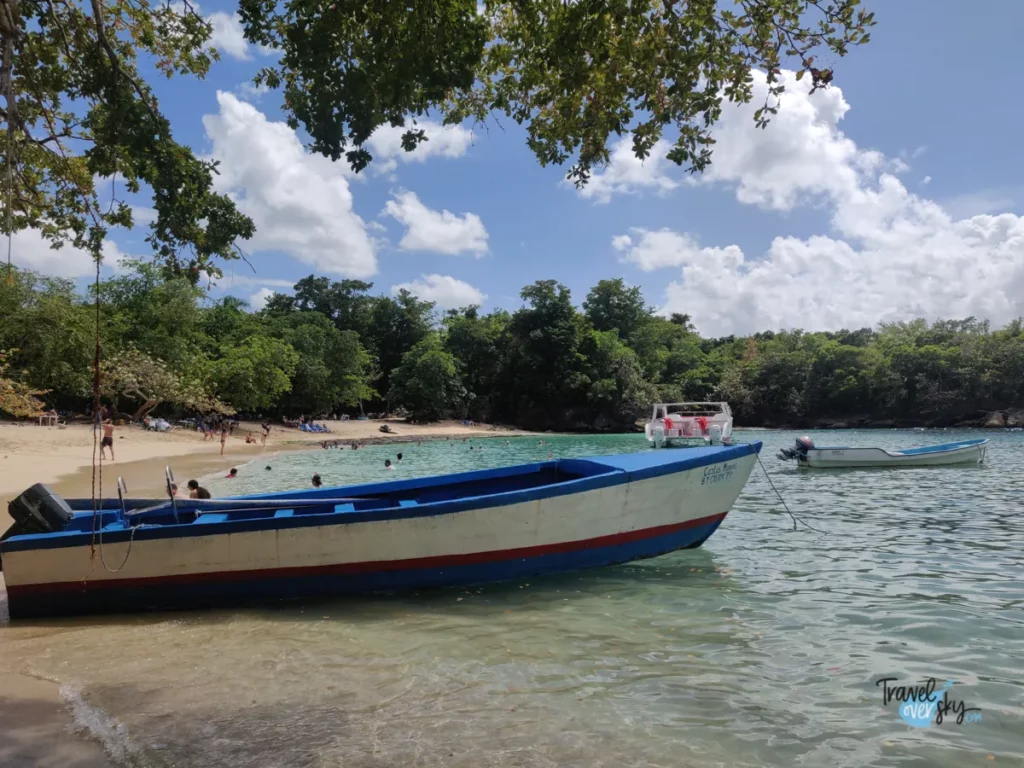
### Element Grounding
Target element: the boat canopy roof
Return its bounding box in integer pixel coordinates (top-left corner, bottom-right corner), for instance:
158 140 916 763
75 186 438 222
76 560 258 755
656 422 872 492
652 402 732 417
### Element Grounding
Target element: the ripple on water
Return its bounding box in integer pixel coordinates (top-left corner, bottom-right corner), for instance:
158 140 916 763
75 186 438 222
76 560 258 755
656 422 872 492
1 429 1023 767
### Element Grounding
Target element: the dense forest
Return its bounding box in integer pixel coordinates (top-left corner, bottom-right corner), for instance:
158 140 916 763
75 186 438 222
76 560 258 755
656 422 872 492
2 263 1023 430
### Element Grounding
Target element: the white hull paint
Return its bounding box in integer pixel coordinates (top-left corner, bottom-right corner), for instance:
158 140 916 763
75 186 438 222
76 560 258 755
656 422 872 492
2 448 760 617
798 441 987 468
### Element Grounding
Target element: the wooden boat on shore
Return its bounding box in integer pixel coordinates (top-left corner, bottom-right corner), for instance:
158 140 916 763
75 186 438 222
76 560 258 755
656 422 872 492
777 436 988 468
1 444 762 619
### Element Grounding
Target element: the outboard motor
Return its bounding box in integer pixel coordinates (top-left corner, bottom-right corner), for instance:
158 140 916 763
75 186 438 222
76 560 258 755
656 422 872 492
777 436 815 461
7 484 74 534
1 484 74 570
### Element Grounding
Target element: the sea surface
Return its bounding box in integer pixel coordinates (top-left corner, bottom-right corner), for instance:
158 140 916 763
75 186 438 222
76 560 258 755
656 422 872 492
2 429 1023 767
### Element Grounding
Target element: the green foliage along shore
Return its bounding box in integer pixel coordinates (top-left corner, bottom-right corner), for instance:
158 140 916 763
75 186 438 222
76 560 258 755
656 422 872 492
1 264 1023 430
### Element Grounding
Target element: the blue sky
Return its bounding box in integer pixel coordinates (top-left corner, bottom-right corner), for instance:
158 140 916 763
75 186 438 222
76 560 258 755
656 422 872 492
13 1 1024 336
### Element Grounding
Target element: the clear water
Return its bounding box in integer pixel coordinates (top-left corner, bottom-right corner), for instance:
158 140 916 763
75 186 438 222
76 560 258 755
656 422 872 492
2 429 1023 767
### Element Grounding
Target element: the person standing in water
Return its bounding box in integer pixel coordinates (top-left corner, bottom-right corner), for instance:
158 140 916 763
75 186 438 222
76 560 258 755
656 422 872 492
100 419 115 461
311 473 323 488
187 479 211 499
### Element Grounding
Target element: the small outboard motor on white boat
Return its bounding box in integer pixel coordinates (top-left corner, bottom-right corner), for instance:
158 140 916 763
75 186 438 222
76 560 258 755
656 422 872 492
651 424 666 448
777 436 815 461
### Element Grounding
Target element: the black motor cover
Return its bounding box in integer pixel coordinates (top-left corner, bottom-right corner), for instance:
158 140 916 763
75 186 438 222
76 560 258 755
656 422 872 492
7 483 73 535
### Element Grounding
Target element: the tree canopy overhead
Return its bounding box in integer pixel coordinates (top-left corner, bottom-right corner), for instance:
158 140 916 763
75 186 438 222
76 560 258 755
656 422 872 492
2 0 874 277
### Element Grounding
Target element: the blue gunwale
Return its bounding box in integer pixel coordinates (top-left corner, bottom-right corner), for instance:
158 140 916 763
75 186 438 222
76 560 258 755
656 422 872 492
1 443 761 554
888 438 988 456
809 438 988 454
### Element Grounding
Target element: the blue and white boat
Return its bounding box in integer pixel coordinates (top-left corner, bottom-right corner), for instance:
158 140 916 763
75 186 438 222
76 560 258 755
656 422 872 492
0 444 761 619
777 436 988 468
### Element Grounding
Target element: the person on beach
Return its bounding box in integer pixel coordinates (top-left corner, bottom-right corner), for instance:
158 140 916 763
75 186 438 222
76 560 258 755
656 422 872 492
187 479 211 499
100 419 115 461
225 468 238 479
261 422 271 445
220 425 227 455
311 473 323 488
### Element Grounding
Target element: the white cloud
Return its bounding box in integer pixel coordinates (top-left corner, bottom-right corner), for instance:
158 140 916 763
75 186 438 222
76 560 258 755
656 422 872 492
170 2 250 60
576 137 680 203
391 274 486 309
208 11 249 60
381 191 488 256
614 228 744 273
7 229 95 277
236 80 270 102
249 287 276 310
216 275 295 290
131 206 157 225
698 70 888 211
6 230 133 278
921 176 932 186
613 70 1024 336
365 120 474 175
203 91 377 278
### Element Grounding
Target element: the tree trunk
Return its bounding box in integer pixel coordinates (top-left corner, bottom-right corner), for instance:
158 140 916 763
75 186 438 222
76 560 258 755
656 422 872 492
132 398 160 422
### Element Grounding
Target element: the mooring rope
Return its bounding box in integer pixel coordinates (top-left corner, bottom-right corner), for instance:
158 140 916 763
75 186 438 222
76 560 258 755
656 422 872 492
752 450 829 534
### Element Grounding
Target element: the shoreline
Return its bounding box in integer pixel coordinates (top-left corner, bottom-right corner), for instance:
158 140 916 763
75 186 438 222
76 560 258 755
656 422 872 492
0 417 535 767
1 418 535 523
0 671 117 767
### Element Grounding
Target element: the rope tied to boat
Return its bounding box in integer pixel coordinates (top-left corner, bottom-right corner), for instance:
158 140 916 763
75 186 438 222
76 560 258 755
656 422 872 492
751 448 830 535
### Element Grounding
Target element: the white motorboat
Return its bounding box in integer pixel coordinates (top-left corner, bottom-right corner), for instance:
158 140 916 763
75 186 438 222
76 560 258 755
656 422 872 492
777 436 989 468
644 402 733 448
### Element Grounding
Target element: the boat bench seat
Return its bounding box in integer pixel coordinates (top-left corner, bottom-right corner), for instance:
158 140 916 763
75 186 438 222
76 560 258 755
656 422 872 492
195 513 229 523
273 509 294 518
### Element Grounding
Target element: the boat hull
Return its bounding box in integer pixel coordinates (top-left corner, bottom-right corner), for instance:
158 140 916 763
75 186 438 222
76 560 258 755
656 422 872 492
2 445 760 618
797 439 987 468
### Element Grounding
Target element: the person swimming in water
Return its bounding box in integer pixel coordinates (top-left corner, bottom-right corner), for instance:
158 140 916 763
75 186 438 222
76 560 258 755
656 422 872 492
384 459 394 470
225 467 238 479
311 473 323 488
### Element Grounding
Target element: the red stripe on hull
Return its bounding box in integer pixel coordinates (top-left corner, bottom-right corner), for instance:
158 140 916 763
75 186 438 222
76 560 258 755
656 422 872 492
8 512 728 597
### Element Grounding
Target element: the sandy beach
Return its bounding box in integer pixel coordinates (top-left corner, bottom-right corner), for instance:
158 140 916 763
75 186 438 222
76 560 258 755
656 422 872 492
0 417 526 521
0 416 528 767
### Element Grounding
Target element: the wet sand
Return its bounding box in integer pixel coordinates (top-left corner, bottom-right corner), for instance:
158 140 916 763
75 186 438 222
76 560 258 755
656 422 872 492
0 417 530 766
0 671 115 767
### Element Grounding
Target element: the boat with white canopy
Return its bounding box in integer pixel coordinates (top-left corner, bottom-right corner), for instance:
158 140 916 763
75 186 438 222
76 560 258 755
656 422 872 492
644 402 733 448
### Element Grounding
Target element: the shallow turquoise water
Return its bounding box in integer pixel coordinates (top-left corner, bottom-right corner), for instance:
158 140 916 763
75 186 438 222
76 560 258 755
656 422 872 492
2 429 1023 767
